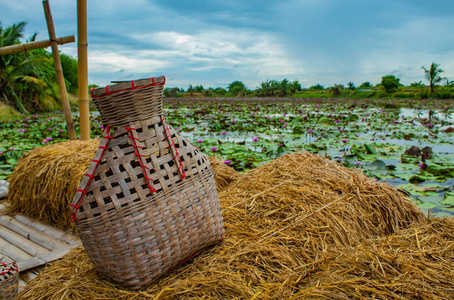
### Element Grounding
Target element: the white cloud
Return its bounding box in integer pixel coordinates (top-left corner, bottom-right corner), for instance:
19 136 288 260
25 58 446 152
86 29 304 87
150 30 300 73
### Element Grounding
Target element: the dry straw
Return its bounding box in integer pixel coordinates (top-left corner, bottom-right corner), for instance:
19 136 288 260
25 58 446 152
6 140 99 231
17 152 451 300
208 155 241 190
6 141 237 232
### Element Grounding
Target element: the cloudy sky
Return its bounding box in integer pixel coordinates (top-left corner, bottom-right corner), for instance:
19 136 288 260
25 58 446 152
1 0 453 89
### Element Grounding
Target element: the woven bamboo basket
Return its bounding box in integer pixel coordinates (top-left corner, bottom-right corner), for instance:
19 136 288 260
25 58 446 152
71 76 224 290
0 254 19 300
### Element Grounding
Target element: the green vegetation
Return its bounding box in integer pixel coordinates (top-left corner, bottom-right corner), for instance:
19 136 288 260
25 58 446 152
2 98 454 217
228 81 247 96
422 62 445 95
163 68 452 100
381 75 401 94
255 79 301 97
0 21 78 113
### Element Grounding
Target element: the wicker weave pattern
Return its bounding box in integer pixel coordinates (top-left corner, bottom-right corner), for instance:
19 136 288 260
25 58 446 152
0 258 18 300
73 76 224 290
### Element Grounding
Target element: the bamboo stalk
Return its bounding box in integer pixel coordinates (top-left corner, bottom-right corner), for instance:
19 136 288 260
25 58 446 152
43 0 76 141
0 35 75 56
78 0 90 140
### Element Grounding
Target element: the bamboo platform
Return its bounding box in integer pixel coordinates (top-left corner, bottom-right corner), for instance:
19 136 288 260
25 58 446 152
0 202 81 289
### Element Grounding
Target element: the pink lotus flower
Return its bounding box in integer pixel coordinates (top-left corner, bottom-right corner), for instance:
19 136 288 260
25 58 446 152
308 129 313 133
253 137 259 142
224 160 231 164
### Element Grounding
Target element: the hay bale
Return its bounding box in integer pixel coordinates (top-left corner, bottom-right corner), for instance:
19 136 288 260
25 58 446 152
208 156 241 190
16 152 445 300
7 140 99 231
6 141 240 231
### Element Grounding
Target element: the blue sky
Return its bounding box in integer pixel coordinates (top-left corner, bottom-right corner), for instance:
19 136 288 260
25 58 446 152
1 0 453 89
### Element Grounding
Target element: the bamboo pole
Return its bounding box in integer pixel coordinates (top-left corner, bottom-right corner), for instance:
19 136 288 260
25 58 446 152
0 35 75 56
43 0 76 141
78 0 90 140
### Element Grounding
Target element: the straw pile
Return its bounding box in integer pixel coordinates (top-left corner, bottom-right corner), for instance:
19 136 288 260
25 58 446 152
6 141 240 231
6 140 99 231
17 152 451 300
208 155 242 190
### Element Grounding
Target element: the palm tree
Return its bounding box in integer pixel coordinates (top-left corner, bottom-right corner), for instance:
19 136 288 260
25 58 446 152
0 21 56 112
329 84 344 96
288 80 301 94
410 81 424 88
279 79 289 96
422 62 445 94
443 79 454 87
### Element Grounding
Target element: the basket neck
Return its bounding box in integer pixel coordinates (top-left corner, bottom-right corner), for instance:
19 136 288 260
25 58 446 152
91 76 166 127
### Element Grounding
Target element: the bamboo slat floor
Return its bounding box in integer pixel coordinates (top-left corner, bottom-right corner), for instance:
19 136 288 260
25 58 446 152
0 202 81 291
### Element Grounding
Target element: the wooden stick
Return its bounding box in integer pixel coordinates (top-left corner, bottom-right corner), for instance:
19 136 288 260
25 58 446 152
43 0 76 141
0 35 75 56
78 0 90 140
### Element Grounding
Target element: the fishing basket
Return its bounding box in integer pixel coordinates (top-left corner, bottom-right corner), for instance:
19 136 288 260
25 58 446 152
0 254 19 300
71 76 224 290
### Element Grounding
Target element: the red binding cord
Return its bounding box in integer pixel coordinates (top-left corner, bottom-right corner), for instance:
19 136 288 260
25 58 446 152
168 251 198 272
125 126 158 194
162 116 186 180
90 76 166 98
71 125 112 222
0 262 18 275
71 118 185 221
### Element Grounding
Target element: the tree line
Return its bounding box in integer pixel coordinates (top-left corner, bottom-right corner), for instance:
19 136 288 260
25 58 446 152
166 64 452 100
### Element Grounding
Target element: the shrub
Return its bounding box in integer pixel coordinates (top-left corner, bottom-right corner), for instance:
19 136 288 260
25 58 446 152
381 75 400 94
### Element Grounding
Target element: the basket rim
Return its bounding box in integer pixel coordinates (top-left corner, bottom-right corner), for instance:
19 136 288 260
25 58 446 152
90 75 166 98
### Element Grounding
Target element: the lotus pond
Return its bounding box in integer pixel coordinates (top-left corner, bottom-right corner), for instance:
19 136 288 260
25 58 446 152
1 97 454 217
